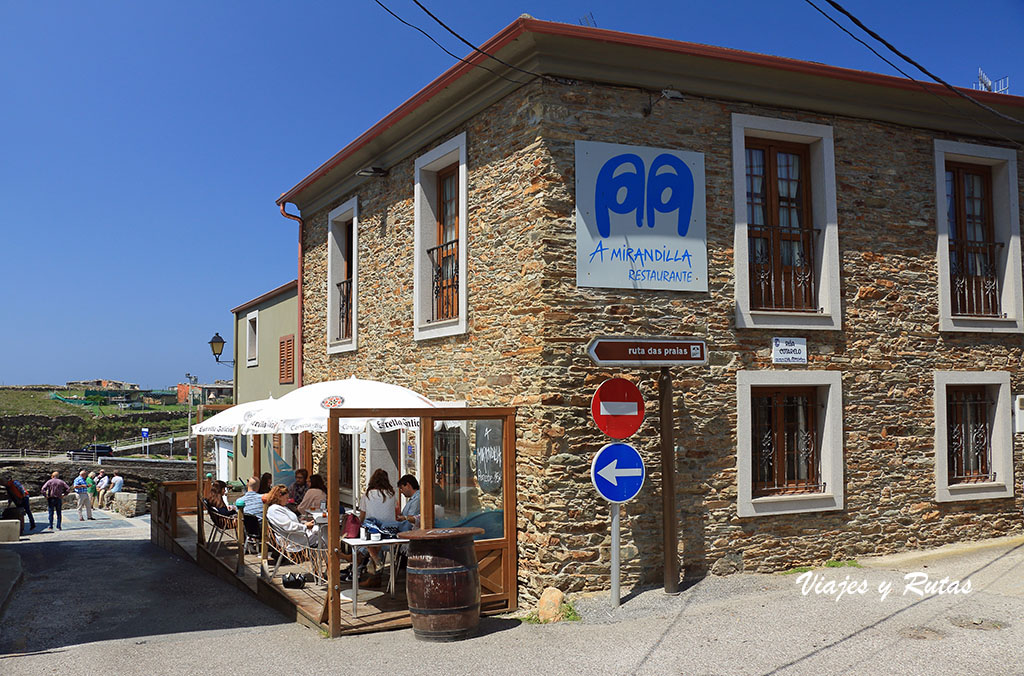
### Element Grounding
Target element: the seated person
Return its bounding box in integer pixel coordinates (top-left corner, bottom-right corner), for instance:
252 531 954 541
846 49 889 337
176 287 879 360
296 474 327 517
264 484 322 551
206 480 235 516
240 476 265 520
258 472 273 494
397 474 420 528
356 470 411 574
289 469 310 505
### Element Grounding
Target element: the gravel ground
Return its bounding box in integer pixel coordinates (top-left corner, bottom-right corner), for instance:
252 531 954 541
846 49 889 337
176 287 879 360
2 515 1022 676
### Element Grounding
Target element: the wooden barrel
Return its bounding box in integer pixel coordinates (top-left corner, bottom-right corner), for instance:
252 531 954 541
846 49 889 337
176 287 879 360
404 527 485 642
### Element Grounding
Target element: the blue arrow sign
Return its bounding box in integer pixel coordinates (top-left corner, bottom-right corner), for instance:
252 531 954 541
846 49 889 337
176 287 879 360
591 442 646 503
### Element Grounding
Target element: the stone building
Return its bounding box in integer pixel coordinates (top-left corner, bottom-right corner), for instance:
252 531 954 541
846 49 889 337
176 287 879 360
274 18 1024 600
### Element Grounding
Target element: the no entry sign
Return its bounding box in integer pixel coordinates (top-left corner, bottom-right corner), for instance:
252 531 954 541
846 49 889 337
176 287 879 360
591 378 645 439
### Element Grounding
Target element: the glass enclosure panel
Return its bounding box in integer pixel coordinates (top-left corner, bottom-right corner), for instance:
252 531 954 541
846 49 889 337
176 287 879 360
432 419 504 540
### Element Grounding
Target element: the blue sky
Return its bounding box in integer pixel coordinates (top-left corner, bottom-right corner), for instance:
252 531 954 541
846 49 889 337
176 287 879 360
1 1 1021 389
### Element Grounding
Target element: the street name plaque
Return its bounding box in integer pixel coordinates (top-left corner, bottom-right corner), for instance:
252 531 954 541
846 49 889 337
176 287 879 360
586 337 708 367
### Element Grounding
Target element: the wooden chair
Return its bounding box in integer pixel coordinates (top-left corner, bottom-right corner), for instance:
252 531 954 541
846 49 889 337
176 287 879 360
202 499 237 558
262 521 328 586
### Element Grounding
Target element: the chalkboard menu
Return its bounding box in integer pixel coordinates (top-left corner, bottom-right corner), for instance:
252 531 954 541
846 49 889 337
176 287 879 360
474 420 503 495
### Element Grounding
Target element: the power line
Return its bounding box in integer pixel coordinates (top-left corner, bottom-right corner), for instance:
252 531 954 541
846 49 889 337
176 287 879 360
410 0 556 83
804 0 1022 148
372 0 525 86
821 0 1024 129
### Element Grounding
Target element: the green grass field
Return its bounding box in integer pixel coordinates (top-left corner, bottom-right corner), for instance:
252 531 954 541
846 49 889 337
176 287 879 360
0 389 190 418
0 390 94 417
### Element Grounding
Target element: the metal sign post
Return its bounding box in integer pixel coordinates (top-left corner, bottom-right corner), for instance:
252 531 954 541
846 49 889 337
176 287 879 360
588 336 705 595
590 442 645 608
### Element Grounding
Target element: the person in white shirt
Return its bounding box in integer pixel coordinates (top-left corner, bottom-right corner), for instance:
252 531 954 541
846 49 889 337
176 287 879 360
357 469 412 572
95 471 110 509
265 484 321 552
103 472 124 509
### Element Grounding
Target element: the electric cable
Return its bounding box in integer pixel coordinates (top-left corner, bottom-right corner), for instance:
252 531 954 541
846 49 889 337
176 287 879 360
410 0 558 83
804 0 1022 148
373 0 526 85
821 0 1024 128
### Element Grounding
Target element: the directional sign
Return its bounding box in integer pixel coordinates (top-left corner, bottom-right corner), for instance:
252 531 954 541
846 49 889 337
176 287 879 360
592 378 645 439
591 443 646 503
587 336 707 368
141 428 150 439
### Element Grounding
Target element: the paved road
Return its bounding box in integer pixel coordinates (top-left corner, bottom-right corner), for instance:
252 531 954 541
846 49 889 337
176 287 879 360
2 513 1023 676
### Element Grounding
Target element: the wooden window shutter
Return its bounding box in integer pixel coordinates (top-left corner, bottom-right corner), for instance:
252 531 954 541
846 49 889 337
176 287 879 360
279 334 294 385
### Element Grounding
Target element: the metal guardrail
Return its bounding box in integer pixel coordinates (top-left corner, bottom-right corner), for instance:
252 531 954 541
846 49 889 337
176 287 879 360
0 449 73 460
111 428 190 449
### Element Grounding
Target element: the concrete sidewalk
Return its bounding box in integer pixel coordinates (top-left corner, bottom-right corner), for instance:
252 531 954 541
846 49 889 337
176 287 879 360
3 524 1023 675
0 507 144 612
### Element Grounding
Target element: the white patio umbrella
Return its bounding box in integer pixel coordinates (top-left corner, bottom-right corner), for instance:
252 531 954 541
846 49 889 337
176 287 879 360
240 377 436 435
191 397 274 436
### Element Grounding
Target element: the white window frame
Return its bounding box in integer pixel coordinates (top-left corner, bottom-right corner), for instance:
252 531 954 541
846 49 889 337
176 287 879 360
245 310 258 368
327 197 359 354
933 140 1022 333
736 370 844 517
731 114 841 331
413 132 468 341
933 371 1014 502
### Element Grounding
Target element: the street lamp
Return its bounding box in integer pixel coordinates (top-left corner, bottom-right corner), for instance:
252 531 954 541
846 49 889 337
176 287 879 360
208 333 235 366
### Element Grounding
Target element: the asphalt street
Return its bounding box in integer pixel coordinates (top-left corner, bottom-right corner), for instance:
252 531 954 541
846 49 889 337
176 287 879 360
1 512 1023 676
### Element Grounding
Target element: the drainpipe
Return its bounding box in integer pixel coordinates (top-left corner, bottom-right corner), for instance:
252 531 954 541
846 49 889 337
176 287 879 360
280 202 310 471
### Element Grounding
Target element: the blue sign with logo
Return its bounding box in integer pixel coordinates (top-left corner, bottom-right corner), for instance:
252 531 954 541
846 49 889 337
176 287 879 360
590 442 646 503
141 428 149 439
576 140 707 292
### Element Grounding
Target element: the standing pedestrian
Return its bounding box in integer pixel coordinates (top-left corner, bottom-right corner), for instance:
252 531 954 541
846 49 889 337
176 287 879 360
3 476 36 531
86 471 98 508
95 470 109 509
73 470 94 521
40 471 70 530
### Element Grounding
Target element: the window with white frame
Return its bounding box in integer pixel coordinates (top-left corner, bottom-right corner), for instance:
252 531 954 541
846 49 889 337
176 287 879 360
414 132 467 341
933 140 1022 333
736 370 844 516
245 310 258 367
732 114 841 331
327 197 358 353
933 371 1014 502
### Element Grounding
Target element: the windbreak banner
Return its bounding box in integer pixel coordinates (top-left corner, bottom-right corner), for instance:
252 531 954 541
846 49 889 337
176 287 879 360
575 140 707 292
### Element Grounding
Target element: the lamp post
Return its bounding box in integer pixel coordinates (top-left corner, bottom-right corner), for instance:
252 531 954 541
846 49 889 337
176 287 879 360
208 333 235 366
185 373 198 460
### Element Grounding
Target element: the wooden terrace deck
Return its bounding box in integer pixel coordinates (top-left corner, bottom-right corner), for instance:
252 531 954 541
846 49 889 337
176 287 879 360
169 514 414 636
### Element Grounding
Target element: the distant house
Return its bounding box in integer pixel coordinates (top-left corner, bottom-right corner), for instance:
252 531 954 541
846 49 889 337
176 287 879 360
202 381 233 404
143 390 178 406
67 379 139 391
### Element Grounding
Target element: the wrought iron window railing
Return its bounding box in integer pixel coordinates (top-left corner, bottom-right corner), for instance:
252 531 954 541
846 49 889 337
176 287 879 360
947 388 994 483
949 240 1003 317
752 389 823 496
335 279 352 341
748 225 821 312
427 238 458 322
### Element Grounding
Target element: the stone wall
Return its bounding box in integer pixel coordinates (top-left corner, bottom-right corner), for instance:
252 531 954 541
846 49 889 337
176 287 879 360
0 459 210 498
296 79 1024 602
